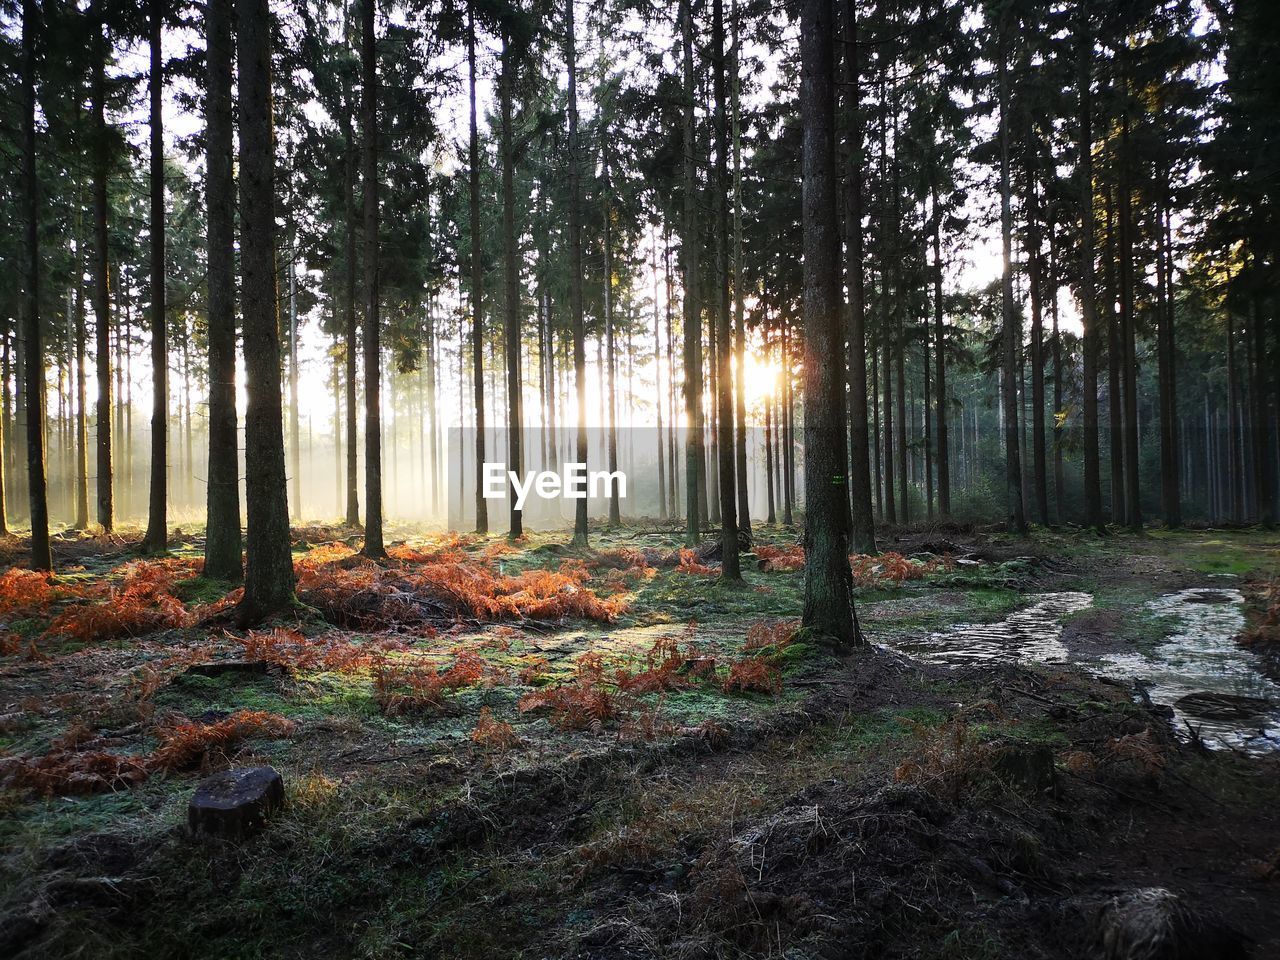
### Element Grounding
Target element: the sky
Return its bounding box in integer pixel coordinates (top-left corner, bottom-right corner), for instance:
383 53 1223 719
97 0 1074 444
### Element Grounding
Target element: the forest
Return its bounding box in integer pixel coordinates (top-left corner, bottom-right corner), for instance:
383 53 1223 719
0 0 1278 956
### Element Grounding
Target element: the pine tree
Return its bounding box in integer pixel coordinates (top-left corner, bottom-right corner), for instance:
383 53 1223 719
237 0 296 620
360 0 386 559
22 0 52 572
141 0 168 554
203 0 242 581
799 0 859 647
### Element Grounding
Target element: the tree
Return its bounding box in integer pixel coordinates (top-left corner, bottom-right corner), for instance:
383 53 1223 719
89 0 112 533
237 0 296 620
799 0 859 647
565 0 589 547
340 14 360 529
22 0 52 572
840 0 875 552
1076 0 1103 530
361 0 386 559
141 0 168 554
467 1 488 536
995 1 1026 535
730 0 750 541
679 0 701 547
711 0 740 579
204 0 242 581
499 15 523 540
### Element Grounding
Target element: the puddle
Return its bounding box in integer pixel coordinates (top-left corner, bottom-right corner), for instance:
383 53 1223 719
887 592 1093 667
1097 588 1280 754
886 587 1280 754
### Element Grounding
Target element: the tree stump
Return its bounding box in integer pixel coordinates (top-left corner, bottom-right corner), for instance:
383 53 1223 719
187 766 284 839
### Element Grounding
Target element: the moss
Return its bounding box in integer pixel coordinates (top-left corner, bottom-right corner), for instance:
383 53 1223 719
174 575 239 605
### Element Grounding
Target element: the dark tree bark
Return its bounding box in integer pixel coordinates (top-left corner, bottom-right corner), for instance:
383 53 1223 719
603 149 620 529
799 0 860 647
711 0 740 578
930 176 950 520
90 0 113 532
468 3 488 536
654 244 667 521
565 0 589 547
1050 236 1066 523
730 0 750 539
1104 187 1125 522
500 26 523 539
204 0 242 581
340 54 360 528
1117 107 1140 530
22 0 51 571
142 0 168 555
1156 199 1181 527
288 254 301 516
0 327 8 536
680 0 701 547
236 0 295 619
997 10 1026 535
1249 280 1274 527
878 66 895 526
1225 284 1242 523
73 230 90 529
1026 165 1049 525
361 0 385 558
841 0 875 552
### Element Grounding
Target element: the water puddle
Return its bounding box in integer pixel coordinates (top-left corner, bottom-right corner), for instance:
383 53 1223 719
1097 588 1280 754
888 592 1093 667
886 587 1280 754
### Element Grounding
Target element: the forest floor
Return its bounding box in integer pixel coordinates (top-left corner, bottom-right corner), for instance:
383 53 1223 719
1 520 1279 959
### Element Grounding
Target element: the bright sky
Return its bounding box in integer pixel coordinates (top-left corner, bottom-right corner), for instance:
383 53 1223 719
98 0 1086 440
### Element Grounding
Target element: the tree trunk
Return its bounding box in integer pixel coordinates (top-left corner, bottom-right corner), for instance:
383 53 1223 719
142 0 168 555
711 0 740 578
997 12 1026 535
1104 186 1125 522
653 236 667 521
467 3 487 536
680 0 701 546
90 0 113 532
1226 287 1242 523
288 251 301 517
1156 198 1181 526
565 0 589 547
74 227 90 529
340 50 360 528
22 0 51 570
730 0 750 539
1050 242 1066 524
236 0 295 619
0 326 8 535
841 0 875 552
799 0 859 646
1075 0 1103 530
930 176 950 520
1250 281 1274 526
361 0 385 558
1117 106 1140 530
500 27 523 539
204 0 242 581
1026 163 1049 525
603 151 621 529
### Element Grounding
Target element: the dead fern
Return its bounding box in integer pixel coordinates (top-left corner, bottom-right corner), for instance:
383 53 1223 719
721 656 782 695
470 706 521 752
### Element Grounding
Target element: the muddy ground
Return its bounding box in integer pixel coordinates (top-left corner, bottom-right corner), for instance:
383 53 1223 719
1 523 1278 959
